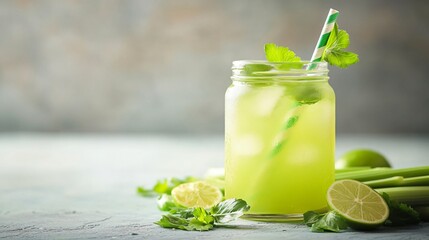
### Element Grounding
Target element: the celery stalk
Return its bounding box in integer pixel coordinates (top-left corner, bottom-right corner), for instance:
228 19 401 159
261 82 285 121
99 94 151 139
363 175 429 188
334 167 372 174
335 166 429 181
375 186 429 206
363 176 404 188
401 175 429 186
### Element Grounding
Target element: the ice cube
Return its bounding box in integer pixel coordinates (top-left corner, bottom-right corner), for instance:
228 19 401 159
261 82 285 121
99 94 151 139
253 86 284 116
233 135 263 157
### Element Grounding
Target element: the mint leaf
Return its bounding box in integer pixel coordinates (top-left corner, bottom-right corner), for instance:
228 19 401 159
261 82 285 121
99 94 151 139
323 23 359 68
211 198 250 223
265 43 301 62
304 210 348 233
304 211 324 227
312 211 347 233
382 193 420 226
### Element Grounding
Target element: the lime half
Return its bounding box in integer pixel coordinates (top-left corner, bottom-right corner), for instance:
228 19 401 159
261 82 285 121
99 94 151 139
171 181 222 209
327 179 389 230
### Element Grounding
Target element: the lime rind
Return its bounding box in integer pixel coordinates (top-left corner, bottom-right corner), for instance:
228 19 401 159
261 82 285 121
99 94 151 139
336 149 391 169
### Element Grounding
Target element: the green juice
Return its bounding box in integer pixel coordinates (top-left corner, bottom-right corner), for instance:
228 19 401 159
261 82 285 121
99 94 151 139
225 61 335 219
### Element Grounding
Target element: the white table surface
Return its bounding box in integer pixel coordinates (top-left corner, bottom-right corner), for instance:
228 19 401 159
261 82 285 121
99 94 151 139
0 134 428 239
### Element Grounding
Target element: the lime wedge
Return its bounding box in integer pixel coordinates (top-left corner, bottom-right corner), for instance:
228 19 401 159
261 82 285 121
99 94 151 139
327 179 389 230
171 181 222 209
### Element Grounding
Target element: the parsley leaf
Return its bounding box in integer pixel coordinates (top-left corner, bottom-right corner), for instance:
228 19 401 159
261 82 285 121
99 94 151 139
194 207 215 225
136 186 156 197
381 192 420 226
155 198 250 231
157 194 179 211
137 176 198 197
322 23 359 68
265 43 301 62
155 214 213 231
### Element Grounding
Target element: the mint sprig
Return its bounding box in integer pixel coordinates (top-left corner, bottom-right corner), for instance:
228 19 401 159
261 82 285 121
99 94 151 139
322 23 359 68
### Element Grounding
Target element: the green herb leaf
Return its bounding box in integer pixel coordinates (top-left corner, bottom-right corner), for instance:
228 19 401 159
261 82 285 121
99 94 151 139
153 179 170 194
137 176 198 197
211 198 250 223
157 194 178 211
325 50 359 69
303 211 324 227
136 186 156 197
155 214 213 231
155 215 190 230
291 85 323 105
193 207 215 225
188 218 214 231
304 211 348 233
170 207 194 218
381 192 420 226
155 199 249 231
323 23 359 68
243 63 273 75
265 43 301 62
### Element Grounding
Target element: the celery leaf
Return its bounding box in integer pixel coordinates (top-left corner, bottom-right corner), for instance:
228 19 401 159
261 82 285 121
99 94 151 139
265 43 301 62
323 23 359 68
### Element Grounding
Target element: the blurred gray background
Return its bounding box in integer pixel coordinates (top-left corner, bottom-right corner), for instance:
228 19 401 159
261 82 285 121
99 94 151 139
0 0 428 134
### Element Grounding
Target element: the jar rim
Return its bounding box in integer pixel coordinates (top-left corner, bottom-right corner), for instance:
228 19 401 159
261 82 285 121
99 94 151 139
231 60 329 82
232 60 328 68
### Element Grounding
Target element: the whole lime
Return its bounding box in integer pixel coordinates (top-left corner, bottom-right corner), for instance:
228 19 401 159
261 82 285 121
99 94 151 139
336 149 391 169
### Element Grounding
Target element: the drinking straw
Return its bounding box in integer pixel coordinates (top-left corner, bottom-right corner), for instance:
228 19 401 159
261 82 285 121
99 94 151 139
270 8 339 157
310 8 339 63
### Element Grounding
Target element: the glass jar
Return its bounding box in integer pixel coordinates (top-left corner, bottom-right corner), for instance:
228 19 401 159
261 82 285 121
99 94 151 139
225 61 335 221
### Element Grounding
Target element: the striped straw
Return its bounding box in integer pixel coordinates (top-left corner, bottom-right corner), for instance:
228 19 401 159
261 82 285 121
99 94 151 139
310 8 339 63
269 9 340 158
